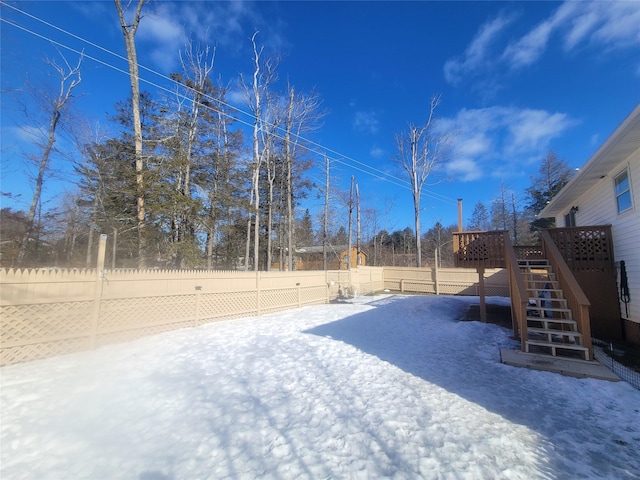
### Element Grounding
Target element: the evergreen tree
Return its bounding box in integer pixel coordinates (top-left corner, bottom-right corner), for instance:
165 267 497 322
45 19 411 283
296 209 314 246
526 151 574 233
332 226 348 245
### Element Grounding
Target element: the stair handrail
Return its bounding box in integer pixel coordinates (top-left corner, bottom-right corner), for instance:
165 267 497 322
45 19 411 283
541 230 593 360
504 235 528 350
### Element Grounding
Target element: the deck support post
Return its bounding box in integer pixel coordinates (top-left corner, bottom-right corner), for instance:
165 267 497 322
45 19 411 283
477 266 487 322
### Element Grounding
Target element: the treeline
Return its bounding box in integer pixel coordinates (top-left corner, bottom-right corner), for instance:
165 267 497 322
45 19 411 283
1 148 572 269
6 35 332 270
3 2 575 270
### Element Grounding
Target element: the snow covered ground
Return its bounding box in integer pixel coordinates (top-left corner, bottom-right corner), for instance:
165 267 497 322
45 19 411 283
1 294 639 480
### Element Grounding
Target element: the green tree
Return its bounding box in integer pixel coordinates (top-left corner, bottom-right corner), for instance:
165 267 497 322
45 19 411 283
332 226 348 245
526 151 574 233
296 209 314 246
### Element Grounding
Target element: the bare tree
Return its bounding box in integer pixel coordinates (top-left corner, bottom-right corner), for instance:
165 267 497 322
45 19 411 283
347 176 354 270
323 155 329 270
262 94 281 271
240 32 279 270
114 0 146 268
393 95 446 267
491 181 511 232
17 52 82 265
282 84 324 271
356 183 361 266
467 201 490 231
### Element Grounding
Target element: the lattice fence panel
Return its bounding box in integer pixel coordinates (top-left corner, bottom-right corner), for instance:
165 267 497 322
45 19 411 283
300 286 327 306
97 320 195 346
1 301 93 345
485 285 510 296
1 336 91 366
198 291 257 323
98 295 196 332
383 279 402 291
403 281 435 294
260 288 298 314
438 283 477 295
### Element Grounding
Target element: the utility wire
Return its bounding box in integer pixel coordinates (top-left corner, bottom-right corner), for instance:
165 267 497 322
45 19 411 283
1 2 459 206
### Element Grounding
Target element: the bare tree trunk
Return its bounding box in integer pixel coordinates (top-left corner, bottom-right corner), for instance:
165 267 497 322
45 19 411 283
18 54 82 265
323 156 329 271
285 87 295 272
356 183 361 266
244 188 254 271
347 176 354 270
114 0 146 269
265 138 275 272
85 195 99 268
414 192 422 267
244 33 264 271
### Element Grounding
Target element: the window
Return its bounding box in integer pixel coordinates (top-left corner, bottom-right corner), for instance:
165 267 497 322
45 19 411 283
564 211 576 227
614 169 632 213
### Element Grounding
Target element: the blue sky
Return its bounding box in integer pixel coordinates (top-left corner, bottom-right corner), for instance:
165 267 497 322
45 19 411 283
2 0 639 234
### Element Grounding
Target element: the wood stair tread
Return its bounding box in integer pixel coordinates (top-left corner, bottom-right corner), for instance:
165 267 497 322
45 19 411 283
526 305 571 312
527 317 576 324
525 339 588 351
528 297 566 302
527 327 582 337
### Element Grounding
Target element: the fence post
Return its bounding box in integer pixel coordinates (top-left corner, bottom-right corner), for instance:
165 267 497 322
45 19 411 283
434 264 440 296
297 282 301 308
90 234 107 347
194 287 201 327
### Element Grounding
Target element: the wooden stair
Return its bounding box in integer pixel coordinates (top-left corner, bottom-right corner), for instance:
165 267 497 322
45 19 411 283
519 259 589 360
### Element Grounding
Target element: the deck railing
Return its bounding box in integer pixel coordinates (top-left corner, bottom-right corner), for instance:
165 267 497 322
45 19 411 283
545 226 614 272
541 230 593 360
513 245 544 261
504 235 528 348
453 230 507 268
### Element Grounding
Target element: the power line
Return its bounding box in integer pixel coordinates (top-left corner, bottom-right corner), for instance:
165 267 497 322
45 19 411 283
1 2 459 206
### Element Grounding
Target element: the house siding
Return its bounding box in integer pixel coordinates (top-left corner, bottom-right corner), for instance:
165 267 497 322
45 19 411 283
556 150 640 330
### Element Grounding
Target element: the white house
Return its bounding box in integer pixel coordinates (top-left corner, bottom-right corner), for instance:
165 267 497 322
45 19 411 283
540 104 640 343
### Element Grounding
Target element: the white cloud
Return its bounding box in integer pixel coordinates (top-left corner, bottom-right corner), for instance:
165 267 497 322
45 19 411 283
353 111 379 135
565 1 640 51
370 146 385 159
502 2 576 69
11 125 47 144
133 2 283 71
446 158 483 182
446 1 640 82
443 13 514 85
442 106 577 182
506 110 576 154
137 6 186 70
225 86 247 107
